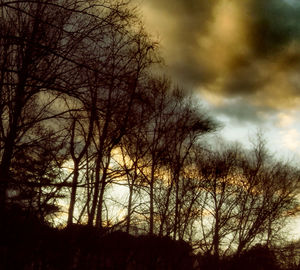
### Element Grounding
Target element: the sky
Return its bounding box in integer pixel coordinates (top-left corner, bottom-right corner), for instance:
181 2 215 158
132 0 300 238
135 0 300 162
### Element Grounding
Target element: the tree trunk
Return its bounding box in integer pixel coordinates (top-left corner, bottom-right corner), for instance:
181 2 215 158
126 184 134 233
88 154 102 226
95 157 110 228
173 181 179 240
149 162 155 235
181 194 197 239
95 179 106 228
173 169 180 240
0 137 15 213
67 162 79 226
159 180 173 236
213 219 220 259
0 83 25 213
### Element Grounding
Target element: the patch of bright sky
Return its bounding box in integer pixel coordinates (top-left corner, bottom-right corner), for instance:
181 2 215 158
198 91 300 163
218 113 300 163
265 110 300 161
200 96 300 238
286 214 300 240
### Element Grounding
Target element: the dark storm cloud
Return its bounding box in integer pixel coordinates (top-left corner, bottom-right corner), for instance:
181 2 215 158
140 0 300 122
221 61 263 95
250 0 300 56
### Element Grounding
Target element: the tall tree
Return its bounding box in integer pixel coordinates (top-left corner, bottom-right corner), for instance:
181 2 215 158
164 92 216 240
0 0 78 213
0 0 136 217
86 24 158 228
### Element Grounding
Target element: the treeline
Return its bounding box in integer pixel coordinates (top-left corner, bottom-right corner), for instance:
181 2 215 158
0 0 299 264
1 217 300 269
1 218 195 269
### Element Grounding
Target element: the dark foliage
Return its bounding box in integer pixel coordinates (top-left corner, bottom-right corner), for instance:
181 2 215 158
196 244 286 270
0 208 194 270
230 244 279 270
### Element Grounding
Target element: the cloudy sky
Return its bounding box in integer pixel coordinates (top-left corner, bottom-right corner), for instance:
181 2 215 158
135 0 300 160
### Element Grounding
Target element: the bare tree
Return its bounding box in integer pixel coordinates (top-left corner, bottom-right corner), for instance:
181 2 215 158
234 135 300 254
164 92 216 240
85 19 158 228
193 142 242 259
192 136 300 258
118 113 151 233
0 0 83 213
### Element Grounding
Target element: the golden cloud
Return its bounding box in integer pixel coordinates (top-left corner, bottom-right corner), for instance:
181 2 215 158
138 0 300 120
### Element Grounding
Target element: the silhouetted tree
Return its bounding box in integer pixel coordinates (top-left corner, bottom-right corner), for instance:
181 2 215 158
192 136 300 258
193 142 242 260
118 113 151 233
9 127 68 221
165 92 216 240
234 135 300 254
135 78 180 235
85 20 158 228
0 0 95 215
